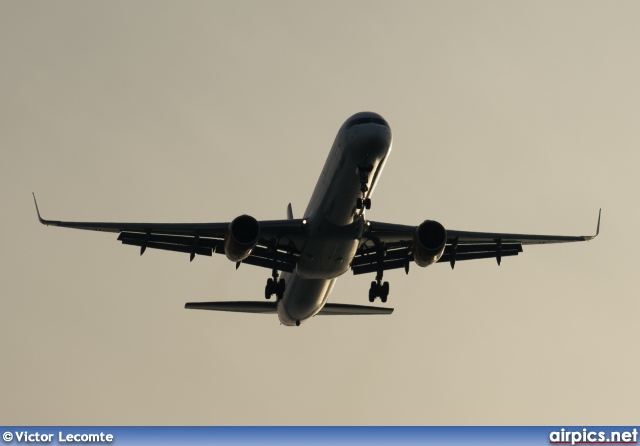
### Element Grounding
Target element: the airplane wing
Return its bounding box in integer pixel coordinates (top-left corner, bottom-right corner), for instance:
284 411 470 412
352 210 601 275
33 194 306 272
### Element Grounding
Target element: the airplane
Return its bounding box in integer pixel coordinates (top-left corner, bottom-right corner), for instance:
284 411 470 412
34 111 600 326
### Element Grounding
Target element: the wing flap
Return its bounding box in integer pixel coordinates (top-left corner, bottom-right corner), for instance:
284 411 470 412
121 239 213 256
351 246 408 267
438 249 520 263
351 243 523 275
352 259 405 275
118 232 220 249
118 232 297 270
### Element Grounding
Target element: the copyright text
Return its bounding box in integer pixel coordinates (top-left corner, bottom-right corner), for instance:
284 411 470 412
3 431 113 443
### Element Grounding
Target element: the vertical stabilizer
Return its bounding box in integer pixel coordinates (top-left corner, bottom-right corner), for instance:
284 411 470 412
287 203 294 220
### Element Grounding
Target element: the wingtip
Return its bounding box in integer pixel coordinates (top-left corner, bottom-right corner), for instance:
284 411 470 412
32 193 58 226
32 192 44 224
584 208 601 241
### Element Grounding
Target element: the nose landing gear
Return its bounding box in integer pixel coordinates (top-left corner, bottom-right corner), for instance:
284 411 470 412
356 163 373 210
356 197 371 210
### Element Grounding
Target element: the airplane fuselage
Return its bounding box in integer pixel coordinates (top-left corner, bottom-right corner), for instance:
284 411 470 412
277 112 392 326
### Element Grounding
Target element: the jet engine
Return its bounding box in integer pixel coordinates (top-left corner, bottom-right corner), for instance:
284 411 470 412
413 220 447 267
224 215 260 262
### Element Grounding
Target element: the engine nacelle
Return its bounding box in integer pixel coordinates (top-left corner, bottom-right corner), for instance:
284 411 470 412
413 220 447 267
224 215 260 262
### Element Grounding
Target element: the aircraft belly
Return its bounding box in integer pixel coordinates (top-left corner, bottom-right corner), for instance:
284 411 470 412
278 273 335 326
296 237 358 279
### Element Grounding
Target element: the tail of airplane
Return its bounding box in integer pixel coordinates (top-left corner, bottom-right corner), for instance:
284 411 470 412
184 301 393 316
287 203 294 220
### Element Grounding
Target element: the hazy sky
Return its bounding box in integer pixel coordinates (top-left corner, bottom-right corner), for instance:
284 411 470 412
1 1 639 425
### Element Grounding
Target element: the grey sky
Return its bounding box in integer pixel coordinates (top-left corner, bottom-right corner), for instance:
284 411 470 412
1 1 638 424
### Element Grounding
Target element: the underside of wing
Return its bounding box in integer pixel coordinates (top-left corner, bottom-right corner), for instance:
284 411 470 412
351 242 524 275
353 210 600 275
33 194 305 272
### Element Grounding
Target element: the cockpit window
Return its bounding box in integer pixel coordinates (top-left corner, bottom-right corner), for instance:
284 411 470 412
345 117 389 130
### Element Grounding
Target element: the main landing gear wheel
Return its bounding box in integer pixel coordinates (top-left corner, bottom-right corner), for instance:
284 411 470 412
265 278 274 300
265 275 286 300
368 281 376 302
368 280 390 302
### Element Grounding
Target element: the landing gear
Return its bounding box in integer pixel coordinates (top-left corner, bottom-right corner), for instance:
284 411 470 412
264 270 285 300
365 239 390 303
356 197 371 210
356 163 373 211
265 278 274 300
368 280 390 303
357 163 373 193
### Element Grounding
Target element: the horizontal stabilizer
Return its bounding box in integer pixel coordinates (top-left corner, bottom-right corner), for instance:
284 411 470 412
184 301 393 316
185 301 277 313
317 303 393 315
